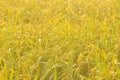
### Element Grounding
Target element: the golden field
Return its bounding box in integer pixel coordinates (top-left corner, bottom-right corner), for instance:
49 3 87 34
0 0 120 80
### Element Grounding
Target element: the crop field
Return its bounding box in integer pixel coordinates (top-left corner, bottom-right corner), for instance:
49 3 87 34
0 0 120 80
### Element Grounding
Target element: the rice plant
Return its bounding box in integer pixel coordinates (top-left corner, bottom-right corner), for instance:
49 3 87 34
0 0 120 80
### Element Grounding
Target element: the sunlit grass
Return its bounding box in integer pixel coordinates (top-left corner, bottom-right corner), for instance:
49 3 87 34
0 0 120 80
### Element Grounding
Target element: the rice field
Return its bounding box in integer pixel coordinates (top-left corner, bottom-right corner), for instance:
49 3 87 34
0 0 120 80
